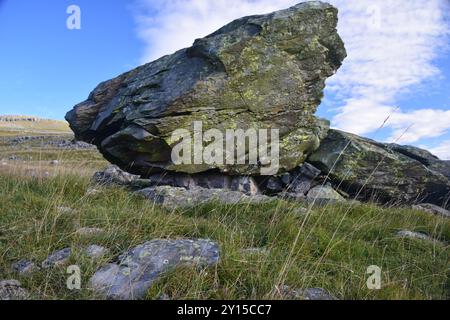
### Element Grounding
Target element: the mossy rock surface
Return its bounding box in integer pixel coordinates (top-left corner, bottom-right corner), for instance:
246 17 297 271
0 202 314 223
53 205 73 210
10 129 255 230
65 2 346 176
308 129 450 208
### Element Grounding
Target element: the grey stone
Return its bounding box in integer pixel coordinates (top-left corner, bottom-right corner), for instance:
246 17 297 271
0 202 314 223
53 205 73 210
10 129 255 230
266 177 284 193
85 245 109 259
41 248 71 269
230 176 260 195
289 163 322 194
412 203 450 218
90 239 220 300
306 184 345 203
57 206 77 215
240 248 270 256
136 186 271 208
396 230 446 245
93 165 140 186
76 227 105 237
278 285 335 300
12 260 39 276
0 280 29 300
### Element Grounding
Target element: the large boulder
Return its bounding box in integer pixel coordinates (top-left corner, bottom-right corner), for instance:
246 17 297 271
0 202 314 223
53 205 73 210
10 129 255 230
66 2 346 176
308 130 450 208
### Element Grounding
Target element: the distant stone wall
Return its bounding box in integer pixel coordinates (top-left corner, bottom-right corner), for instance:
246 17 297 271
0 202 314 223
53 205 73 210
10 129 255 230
0 116 39 122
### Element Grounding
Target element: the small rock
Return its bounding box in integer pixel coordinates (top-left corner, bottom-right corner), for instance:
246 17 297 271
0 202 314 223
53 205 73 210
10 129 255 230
288 163 322 194
90 239 220 300
0 280 29 300
85 245 109 259
57 206 77 215
306 184 345 203
293 207 309 216
240 248 270 256
396 230 445 245
278 285 335 300
412 203 450 218
86 188 100 196
231 176 260 195
41 248 71 269
1 161 7 166
12 260 38 276
93 165 139 186
266 177 284 193
157 293 171 300
76 227 105 237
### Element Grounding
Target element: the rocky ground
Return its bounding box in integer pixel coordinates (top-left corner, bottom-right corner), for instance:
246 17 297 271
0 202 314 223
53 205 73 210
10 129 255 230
0 132 449 300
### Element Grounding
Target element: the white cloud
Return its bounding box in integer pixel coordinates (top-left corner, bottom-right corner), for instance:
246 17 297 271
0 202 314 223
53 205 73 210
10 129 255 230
132 0 450 145
132 0 297 62
326 0 450 144
428 140 450 160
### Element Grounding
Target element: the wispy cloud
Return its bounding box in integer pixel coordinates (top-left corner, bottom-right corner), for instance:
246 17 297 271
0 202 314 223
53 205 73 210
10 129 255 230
428 140 450 160
132 0 450 158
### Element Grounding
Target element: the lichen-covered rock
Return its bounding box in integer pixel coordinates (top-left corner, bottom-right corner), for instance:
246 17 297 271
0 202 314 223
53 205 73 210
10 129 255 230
308 130 450 208
90 239 220 300
136 186 271 208
0 280 29 300
306 184 345 203
412 203 450 218
66 2 346 176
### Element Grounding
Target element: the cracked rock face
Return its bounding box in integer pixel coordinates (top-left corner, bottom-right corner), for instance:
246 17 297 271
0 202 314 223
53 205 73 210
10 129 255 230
90 239 220 300
66 2 346 176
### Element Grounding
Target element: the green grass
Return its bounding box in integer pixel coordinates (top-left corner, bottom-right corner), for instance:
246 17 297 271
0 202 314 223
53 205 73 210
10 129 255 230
0 172 448 300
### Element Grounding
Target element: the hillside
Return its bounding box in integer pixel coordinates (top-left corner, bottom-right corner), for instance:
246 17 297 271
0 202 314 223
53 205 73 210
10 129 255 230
0 115 71 136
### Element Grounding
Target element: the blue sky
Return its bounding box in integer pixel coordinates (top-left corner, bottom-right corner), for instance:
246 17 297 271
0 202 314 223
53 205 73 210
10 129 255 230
0 0 449 159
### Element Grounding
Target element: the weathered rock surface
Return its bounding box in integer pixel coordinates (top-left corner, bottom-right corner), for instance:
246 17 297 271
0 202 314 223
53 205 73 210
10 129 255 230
0 280 29 300
306 184 345 203
264 162 321 194
66 2 346 176
136 186 272 208
308 130 450 208
12 260 39 276
90 239 220 300
76 227 105 237
412 203 450 218
41 248 71 269
85 245 109 259
131 172 260 195
93 165 139 185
